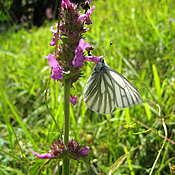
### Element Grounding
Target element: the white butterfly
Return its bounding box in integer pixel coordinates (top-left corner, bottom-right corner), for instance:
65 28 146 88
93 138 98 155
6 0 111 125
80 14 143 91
84 58 143 114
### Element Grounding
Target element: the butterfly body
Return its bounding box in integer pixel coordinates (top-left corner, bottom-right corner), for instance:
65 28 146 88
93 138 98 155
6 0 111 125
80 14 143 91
84 58 143 114
94 58 107 72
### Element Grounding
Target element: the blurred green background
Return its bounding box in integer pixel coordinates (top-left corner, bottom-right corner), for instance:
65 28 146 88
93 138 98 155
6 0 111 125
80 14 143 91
0 0 175 174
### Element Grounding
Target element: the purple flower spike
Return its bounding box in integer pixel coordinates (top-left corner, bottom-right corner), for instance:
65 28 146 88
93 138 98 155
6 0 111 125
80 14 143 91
44 0 97 86
44 54 65 81
30 148 53 159
70 96 77 105
78 5 96 25
85 55 102 63
73 39 91 67
80 147 90 156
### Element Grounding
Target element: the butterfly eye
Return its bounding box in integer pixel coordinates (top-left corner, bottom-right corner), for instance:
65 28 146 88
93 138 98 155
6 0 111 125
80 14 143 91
101 58 104 62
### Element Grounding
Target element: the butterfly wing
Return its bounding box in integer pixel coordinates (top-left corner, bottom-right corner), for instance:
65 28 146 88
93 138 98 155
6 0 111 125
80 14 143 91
84 69 117 114
84 66 143 114
106 67 143 108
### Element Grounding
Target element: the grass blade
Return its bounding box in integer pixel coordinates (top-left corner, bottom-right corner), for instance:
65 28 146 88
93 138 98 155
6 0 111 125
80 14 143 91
152 64 162 103
5 94 38 150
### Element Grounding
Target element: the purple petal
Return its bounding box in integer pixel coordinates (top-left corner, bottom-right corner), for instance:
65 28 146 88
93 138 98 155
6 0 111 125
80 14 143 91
83 28 89 33
46 8 51 14
79 39 90 51
70 96 77 105
73 48 84 67
169 18 174 22
50 25 62 45
51 67 64 81
50 26 57 46
73 47 84 67
50 37 56 46
85 56 102 63
55 23 58 28
73 58 84 67
45 54 65 81
50 26 57 33
78 6 95 25
85 18 92 25
85 6 95 25
80 147 90 156
88 5 95 15
20 15 27 22
46 8 52 19
62 0 72 8
30 148 53 159
45 54 58 68
73 39 92 67
78 14 86 21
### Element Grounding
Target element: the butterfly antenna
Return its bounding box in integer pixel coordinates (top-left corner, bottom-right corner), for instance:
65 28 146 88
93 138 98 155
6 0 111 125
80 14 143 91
105 41 112 57
103 46 105 57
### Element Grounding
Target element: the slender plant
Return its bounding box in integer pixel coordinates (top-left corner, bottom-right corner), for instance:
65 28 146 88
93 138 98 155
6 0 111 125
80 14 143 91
30 0 100 174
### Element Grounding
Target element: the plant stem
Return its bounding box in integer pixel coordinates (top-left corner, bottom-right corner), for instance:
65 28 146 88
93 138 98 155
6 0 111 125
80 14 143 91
63 78 71 175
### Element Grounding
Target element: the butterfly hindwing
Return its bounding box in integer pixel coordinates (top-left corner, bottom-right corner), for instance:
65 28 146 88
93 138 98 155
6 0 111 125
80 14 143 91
84 69 116 114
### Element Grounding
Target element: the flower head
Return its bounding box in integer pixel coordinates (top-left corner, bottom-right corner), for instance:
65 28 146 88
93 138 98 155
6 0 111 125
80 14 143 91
49 139 65 158
45 0 98 99
30 138 90 160
80 147 90 156
67 139 90 160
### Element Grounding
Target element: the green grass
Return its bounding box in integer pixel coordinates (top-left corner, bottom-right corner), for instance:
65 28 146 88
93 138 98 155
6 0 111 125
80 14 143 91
0 0 175 174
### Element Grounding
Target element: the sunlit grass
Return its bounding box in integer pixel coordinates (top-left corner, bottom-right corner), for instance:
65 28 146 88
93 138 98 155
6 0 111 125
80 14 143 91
0 0 175 174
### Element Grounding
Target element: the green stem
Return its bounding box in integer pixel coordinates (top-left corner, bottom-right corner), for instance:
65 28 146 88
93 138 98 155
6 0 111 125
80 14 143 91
63 78 71 175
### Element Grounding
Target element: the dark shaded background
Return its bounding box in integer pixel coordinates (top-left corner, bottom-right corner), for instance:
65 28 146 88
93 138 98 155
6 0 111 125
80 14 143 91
0 0 89 29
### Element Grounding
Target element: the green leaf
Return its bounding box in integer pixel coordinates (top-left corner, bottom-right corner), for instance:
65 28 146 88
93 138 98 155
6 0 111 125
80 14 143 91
81 157 99 175
28 159 51 175
152 64 162 103
144 103 152 120
87 164 99 175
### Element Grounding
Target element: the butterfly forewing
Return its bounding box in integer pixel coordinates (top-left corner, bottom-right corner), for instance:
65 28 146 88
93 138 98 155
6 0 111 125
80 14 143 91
84 59 143 114
106 67 143 108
